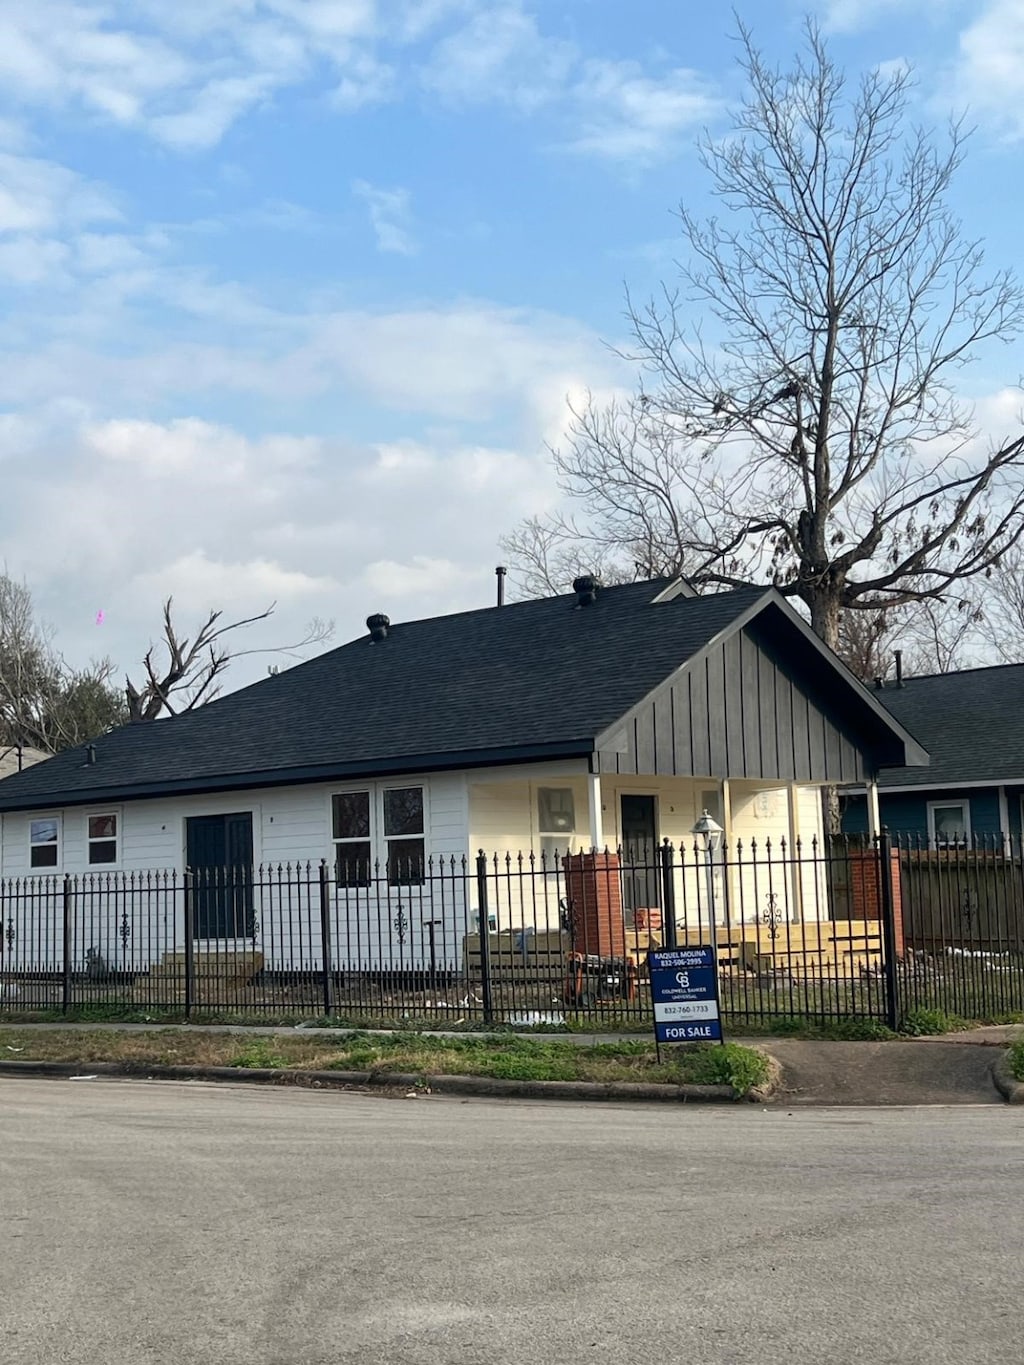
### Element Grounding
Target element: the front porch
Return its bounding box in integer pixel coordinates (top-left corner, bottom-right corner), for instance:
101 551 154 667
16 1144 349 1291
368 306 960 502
467 769 882 924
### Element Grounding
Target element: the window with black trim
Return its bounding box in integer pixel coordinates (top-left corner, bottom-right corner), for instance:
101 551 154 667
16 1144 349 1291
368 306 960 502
87 813 119 866
384 786 425 886
332 791 372 887
29 817 60 869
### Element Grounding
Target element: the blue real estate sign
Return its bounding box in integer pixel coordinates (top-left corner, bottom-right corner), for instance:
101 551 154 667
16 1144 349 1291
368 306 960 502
648 947 723 1044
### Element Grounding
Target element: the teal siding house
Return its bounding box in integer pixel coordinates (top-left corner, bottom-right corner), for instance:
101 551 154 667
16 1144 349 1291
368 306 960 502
842 664 1024 842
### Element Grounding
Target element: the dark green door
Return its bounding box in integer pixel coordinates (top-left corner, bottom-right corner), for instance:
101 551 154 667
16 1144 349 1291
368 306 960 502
186 813 254 939
620 795 659 912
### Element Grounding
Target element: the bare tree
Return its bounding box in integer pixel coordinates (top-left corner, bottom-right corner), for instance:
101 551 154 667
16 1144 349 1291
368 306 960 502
504 22 1024 652
0 574 126 753
125 599 334 721
972 545 1024 663
836 593 981 682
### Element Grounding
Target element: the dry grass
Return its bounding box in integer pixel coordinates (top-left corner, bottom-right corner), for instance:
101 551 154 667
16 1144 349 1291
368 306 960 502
0 1028 770 1092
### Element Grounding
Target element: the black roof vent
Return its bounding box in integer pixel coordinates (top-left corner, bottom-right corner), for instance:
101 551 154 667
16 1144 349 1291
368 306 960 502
366 613 390 642
84 743 97 767
572 575 599 607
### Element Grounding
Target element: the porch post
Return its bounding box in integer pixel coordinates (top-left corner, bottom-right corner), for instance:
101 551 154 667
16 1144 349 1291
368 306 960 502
787 784 804 924
720 779 734 847
998 786 1010 846
866 781 881 841
587 768 604 851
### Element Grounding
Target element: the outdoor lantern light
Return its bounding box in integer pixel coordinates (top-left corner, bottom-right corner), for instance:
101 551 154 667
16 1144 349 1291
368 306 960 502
691 810 723 852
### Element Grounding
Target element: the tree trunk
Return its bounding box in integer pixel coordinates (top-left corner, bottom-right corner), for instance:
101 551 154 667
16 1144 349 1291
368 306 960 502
809 590 844 834
809 590 842 654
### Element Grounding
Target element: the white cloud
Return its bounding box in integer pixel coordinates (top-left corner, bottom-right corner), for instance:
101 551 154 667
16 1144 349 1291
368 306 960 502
817 0 955 32
421 3 573 112
0 151 118 235
0 288 619 682
567 60 720 163
952 0 1024 138
361 555 482 600
352 180 418 255
0 1 722 163
419 4 719 164
0 0 404 149
130 550 338 616
0 236 70 285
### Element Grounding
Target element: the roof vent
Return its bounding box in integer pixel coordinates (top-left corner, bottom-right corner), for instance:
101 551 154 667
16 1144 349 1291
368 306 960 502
572 574 599 607
84 743 97 767
366 613 390 642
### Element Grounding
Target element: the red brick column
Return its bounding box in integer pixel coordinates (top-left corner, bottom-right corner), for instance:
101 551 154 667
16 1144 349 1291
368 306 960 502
562 852 625 959
847 850 904 957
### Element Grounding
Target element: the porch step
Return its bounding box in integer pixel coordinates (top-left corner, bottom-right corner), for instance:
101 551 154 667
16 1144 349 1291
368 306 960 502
133 950 264 1002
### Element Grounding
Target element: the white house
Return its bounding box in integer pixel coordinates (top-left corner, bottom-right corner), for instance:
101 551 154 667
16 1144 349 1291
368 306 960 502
0 576 925 977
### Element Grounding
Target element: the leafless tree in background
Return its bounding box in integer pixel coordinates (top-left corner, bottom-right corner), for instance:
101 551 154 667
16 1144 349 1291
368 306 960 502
0 574 125 753
504 21 1024 655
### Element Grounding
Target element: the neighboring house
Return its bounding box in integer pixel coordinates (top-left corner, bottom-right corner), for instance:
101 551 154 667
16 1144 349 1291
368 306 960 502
0 576 924 966
843 663 1024 843
0 747 50 781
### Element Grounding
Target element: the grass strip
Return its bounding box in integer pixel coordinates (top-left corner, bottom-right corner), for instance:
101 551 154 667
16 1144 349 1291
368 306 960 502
0 1029 770 1095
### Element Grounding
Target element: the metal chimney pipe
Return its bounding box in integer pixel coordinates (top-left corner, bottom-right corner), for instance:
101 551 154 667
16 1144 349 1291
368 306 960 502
495 565 506 607
894 649 904 687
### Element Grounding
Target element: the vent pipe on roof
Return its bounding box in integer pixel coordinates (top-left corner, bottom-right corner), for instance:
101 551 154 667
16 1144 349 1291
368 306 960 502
84 743 97 766
366 613 390 642
573 574 599 607
495 565 506 607
874 677 884 690
894 649 904 688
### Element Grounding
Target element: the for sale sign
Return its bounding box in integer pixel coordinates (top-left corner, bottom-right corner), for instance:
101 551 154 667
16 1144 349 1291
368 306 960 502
648 947 723 1044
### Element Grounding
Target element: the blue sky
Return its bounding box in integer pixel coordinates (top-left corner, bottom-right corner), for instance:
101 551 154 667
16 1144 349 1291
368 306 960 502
1 0 1022 687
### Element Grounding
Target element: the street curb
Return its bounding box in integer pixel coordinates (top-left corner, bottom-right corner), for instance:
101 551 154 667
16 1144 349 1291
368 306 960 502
0 1057 775 1104
991 1053 1024 1104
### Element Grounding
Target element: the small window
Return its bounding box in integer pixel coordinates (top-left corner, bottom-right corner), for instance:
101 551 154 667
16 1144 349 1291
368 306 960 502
384 786 424 886
332 791 372 887
928 801 970 846
88 813 119 866
29 817 60 869
538 787 576 869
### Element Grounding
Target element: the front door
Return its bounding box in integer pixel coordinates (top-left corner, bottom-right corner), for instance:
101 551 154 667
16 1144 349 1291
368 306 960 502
620 795 659 912
185 813 255 939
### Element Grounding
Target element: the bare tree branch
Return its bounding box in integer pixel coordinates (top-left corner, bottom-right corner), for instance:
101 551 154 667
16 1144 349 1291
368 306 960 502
124 600 335 722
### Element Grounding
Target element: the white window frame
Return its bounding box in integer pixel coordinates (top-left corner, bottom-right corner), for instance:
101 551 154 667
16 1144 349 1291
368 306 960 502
28 814 62 872
536 786 577 871
927 799 971 847
329 782 428 889
86 809 122 868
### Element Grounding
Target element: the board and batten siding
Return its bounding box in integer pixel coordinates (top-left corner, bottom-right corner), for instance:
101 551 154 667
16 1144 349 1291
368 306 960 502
597 623 870 784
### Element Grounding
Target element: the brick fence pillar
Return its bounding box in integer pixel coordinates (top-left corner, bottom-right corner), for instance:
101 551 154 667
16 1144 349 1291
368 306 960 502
848 849 904 957
562 852 625 959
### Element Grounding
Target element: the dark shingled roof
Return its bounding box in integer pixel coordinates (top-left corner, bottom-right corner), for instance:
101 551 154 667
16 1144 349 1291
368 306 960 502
875 663 1024 789
0 579 772 810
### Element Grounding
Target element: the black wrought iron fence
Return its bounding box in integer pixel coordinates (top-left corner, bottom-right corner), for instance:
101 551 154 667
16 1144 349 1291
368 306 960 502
1 835 1022 1028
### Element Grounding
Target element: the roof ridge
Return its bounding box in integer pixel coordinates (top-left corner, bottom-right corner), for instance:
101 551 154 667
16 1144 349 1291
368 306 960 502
892 659 1024 686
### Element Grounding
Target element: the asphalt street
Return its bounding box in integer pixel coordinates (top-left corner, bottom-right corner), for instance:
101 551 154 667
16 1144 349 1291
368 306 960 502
1 1079 1021 1365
